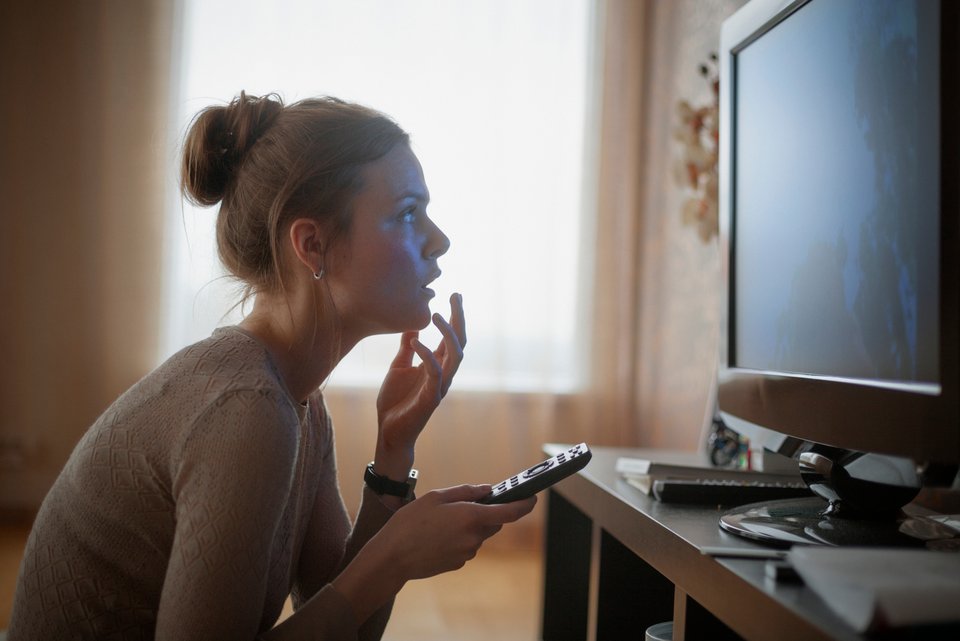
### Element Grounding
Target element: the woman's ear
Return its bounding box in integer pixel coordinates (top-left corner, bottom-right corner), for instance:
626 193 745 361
288 218 326 277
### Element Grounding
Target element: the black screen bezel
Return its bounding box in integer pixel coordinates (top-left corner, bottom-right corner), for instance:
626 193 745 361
716 0 959 464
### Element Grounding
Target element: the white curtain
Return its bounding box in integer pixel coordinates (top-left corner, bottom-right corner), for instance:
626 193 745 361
163 0 746 547
163 0 593 391
0 0 745 537
164 0 600 547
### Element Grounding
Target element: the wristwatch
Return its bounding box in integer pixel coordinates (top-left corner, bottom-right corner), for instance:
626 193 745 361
364 462 418 500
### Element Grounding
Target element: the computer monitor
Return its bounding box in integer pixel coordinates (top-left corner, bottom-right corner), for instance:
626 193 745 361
716 0 959 546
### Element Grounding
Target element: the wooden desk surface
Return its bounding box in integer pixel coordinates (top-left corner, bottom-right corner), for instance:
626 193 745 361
544 444 862 641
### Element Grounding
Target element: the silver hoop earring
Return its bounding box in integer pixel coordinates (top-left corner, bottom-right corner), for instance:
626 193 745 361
313 268 325 280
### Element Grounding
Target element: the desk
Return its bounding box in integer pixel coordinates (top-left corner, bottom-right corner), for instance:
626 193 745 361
540 445 865 641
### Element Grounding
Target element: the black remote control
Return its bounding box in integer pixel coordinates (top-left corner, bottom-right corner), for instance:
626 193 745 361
479 443 592 504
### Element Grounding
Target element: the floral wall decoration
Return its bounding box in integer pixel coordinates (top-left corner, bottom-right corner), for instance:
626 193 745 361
674 53 720 243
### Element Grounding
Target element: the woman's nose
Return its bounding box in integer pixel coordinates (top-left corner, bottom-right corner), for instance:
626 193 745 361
427 218 451 259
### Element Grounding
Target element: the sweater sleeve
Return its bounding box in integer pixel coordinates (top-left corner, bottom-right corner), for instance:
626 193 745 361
290 406 401 641
155 389 303 641
342 488 404 641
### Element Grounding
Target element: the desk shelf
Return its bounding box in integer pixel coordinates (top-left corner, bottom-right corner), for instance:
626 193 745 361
540 445 863 641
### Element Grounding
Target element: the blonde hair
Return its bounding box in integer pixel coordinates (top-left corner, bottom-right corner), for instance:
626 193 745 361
181 92 410 299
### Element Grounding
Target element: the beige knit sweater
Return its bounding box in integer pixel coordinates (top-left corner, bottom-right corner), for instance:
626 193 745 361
8 327 395 640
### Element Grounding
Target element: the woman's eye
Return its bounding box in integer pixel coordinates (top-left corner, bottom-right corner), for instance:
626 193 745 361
399 209 416 222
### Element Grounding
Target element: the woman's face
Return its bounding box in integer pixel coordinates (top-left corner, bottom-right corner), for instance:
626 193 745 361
326 144 450 338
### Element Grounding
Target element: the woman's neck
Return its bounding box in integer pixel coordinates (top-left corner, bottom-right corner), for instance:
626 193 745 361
238 294 356 403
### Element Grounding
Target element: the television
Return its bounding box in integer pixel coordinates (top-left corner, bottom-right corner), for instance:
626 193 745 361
716 0 959 547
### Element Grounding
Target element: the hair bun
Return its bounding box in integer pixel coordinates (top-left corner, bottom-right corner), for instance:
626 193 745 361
181 91 283 206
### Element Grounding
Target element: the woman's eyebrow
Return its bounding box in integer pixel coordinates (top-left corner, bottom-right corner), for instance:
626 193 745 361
395 190 429 204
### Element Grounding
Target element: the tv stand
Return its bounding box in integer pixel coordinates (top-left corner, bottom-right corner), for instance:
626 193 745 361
539 444 954 641
719 496 927 548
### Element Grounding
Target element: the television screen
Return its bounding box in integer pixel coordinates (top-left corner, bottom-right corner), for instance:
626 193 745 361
716 0 959 547
732 0 940 387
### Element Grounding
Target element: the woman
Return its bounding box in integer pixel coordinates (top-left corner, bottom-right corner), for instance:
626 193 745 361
8 92 536 640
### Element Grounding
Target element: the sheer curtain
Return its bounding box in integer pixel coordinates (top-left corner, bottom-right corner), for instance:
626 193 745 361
163 0 592 393
163 0 607 545
0 0 733 536
0 0 175 509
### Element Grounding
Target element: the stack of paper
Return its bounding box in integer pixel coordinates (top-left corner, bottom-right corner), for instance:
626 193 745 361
615 453 800 494
788 546 960 633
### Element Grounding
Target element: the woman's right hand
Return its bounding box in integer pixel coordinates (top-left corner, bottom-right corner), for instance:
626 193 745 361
384 484 536 579
332 485 536 624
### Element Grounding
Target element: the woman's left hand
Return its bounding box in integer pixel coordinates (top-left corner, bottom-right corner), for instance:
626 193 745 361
374 293 466 477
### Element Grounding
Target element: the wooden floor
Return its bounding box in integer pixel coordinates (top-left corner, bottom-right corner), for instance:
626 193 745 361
0 521 30 634
0 520 542 640
382 544 541 641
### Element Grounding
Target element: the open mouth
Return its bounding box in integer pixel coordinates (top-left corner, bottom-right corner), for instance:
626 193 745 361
422 270 441 293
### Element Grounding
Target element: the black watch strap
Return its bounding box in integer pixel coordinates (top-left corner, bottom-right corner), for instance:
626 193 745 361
364 463 418 499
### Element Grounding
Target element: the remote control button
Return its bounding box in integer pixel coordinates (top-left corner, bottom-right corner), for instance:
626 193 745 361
523 460 554 478
510 476 519 487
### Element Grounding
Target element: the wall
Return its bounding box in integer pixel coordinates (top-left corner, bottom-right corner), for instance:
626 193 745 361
634 0 747 450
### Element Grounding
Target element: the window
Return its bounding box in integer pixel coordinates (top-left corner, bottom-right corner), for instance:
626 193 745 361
163 0 596 392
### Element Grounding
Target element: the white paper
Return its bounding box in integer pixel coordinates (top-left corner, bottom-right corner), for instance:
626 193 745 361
926 514 960 535
788 546 960 632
